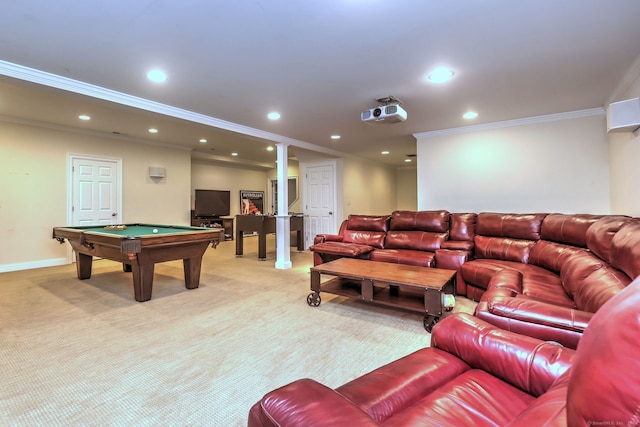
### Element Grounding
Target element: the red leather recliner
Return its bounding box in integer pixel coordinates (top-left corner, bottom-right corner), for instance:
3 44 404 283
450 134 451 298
248 277 640 426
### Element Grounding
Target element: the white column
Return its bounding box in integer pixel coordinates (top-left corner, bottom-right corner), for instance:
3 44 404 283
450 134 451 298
275 142 292 269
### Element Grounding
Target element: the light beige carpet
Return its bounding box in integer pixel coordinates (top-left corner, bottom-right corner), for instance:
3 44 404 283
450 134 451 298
0 236 476 426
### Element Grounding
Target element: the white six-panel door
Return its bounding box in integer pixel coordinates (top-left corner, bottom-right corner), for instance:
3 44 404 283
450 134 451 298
71 156 120 226
303 162 336 248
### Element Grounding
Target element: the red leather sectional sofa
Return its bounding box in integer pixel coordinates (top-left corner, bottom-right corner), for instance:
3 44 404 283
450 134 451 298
248 277 640 426
310 210 640 348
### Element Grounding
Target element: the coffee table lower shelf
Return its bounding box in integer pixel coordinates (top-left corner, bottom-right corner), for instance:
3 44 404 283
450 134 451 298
307 259 456 332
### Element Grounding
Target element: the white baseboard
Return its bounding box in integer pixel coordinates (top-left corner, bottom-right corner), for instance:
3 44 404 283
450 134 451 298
0 258 69 273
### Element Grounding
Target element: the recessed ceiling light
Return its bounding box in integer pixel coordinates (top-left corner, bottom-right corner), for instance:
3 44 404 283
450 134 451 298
148 128 158 134
267 112 281 120
381 151 390 155
426 67 455 83
405 159 412 163
147 69 167 83
199 138 207 143
331 135 341 140
231 152 238 156
78 115 90 121
267 146 274 151
463 111 478 119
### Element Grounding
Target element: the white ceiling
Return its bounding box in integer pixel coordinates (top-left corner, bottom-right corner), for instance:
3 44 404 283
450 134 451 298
1 1 640 168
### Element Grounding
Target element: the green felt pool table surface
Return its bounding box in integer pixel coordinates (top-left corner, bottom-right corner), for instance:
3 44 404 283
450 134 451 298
62 224 210 236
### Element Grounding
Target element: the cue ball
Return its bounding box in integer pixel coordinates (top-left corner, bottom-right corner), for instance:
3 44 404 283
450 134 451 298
152 228 158 233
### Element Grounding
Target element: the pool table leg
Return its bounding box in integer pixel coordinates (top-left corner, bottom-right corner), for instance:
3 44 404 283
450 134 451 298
75 252 93 279
183 257 203 289
131 264 155 302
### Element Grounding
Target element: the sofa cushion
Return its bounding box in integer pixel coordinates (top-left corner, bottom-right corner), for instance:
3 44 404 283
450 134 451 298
449 212 477 242
573 265 630 313
369 249 436 267
528 240 585 274
519 266 572 307
389 210 449 232
540 213 602 247
506 375 569 426
384 230 447 252
476 212 547 240
441 240 474 251
342 230 386 248
474 235 536 263
336 347 471 424
308 242 375 258
346 214 390 232
609 219 640 280
463 260 572 306
382 370 535 427
461 259 511 290
559 251 607 303
586 215 634 263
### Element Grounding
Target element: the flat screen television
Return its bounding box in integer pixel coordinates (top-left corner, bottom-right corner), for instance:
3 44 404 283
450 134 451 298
195 189 231 217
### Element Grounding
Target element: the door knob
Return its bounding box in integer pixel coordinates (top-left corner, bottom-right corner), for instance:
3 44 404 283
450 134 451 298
112 212 117 217
329 211 333 215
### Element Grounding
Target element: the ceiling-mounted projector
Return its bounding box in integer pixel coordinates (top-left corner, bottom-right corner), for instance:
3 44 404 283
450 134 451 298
361 96 407 125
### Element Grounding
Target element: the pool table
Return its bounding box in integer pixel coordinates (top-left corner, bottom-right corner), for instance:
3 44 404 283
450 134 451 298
52 224 223 302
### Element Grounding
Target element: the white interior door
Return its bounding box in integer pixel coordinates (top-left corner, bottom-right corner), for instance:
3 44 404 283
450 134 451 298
71 156 121 226
303 162 336 247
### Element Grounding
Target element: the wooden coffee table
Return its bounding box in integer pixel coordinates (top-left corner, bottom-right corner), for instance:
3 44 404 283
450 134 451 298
307 258 456 331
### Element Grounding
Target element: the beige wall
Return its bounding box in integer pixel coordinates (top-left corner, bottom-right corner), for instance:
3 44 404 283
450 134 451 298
608 62 640 216
396 167 417 211
0 120 192 271
191 160 269 217
415 113 611 214
342 157 397 217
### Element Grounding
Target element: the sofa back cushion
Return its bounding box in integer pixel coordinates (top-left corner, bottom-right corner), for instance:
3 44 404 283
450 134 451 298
559 251 607 303
449 213 477 242
474 235 536 263
609 219 640 280
476 212 547 240
573 266 631 313
342 230 386 248
528 240 585 274
384 231 448 251
586 216 634 263
540 214 602 247
390 210 449 232
346 214 390 232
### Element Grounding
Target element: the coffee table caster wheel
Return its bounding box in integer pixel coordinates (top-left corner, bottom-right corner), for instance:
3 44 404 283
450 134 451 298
307 292 321 307
424 315 439 332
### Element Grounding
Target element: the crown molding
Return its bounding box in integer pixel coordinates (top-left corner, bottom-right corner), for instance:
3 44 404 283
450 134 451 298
607 53 640 104
413 107 605 140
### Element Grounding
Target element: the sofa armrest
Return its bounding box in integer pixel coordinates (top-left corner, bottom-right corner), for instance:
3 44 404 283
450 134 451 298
480 297 592 332
435 249 471 295
474 297 593 349
253 378 378 427
434 249 470 269
313 234 343 244
441 240 474 251
432 313 574 396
